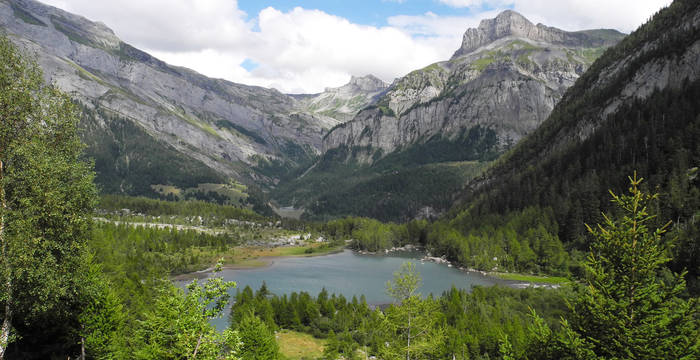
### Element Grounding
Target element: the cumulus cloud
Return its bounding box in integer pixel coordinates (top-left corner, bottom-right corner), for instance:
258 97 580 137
438 0 672 33
40 0 671 93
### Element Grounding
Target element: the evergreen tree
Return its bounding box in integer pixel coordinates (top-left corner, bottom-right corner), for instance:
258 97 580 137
517 175 699 359
559 174 699 359
236 313 280 360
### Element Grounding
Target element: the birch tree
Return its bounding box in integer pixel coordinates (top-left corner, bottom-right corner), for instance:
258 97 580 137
0 35 96 358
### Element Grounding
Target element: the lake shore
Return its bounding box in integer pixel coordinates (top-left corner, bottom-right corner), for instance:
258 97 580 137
171 244 345 281
173 245 565 289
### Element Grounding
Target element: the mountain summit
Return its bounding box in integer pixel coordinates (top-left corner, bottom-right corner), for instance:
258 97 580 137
322 11 625 164
285 11 625 220
453 10 622 58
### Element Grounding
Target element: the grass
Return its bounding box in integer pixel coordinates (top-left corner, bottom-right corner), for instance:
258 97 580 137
491 272 571 285
232 243 345 267
277 330 325 360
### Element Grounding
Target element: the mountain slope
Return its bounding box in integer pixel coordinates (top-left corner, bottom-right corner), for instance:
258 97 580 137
294 74 389 123
274 11 624 221
0 0 341 195
322 10 624 163
438 0 700 289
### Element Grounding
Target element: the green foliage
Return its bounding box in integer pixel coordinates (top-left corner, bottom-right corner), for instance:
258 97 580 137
91 222 241 278
560 177 698 359
99 194 266 223
516 178 699 359
78 258 126 360
382 264 445 359
0 34 97 358
275 134 493 222
79 103 225 197
387 262 421 302
236 313 280 360
131 263 241 360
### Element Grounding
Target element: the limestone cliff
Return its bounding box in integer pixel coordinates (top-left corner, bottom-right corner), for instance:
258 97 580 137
322 10 625 162
294 74 389 123
0 0 338 186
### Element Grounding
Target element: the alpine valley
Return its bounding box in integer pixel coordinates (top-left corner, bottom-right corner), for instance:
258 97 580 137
0 0 623 220
0 0 699 359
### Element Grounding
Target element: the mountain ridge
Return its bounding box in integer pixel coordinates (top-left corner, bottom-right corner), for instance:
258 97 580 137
0 0 384 196
453 10 623 58
321 10 625 166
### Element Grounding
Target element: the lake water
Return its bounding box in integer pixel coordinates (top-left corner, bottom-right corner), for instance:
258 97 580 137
177 249 502 330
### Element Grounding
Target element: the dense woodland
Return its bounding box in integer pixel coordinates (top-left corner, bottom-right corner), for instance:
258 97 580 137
1 0 699 358
271 127 497 222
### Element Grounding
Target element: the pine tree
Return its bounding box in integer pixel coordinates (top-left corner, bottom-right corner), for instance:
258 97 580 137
558 174 699 359
518 174 700 359
236 313 280 360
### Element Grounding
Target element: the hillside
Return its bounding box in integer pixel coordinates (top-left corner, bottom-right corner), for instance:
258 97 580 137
437 0 700 290
0 0 382 198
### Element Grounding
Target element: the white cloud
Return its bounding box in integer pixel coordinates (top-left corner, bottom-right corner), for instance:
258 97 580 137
40 0 672 93
438 0 672 33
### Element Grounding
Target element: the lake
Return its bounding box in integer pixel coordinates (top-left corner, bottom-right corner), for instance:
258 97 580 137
177 249 503 330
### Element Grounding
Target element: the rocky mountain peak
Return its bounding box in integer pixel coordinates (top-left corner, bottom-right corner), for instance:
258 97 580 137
452 10 621 59
347 74 388 92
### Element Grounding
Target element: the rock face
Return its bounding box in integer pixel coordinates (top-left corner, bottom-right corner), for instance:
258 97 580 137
322 10 625 163
0 0 344 185
294 74 389 123
453 10 621 58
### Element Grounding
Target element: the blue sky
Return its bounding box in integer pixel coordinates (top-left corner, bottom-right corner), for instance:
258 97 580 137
43 0 671 93
237 0 507 28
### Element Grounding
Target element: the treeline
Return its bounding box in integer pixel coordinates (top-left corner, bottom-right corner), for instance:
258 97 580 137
229 283 567 360
458 66 700 290
320 207 571 276
91 222 242 278
99 194 267 223
273 138 491 223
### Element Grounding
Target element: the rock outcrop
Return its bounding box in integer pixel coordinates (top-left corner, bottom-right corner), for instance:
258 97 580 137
322 10 625 163
0 0 342 185
294 74 389 123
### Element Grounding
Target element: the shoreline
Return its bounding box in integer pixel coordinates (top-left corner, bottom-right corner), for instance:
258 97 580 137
171 246 345 281
172 246 564 289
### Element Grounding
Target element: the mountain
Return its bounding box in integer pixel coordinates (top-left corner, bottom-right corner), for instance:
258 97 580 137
322 10 624 163
294 74 389 123
274 11 624 221
0 0 357 196
439 0 700 289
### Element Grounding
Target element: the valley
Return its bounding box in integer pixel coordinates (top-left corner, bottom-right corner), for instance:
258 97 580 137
0 0 698 359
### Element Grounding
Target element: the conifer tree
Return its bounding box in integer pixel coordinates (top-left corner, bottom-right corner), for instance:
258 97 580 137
515 174 699 359
236 313 280 360
557 174 699 359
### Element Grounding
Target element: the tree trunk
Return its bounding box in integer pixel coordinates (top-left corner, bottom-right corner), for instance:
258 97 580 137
80 336 85 360
0 300 10 360
0 159 11 360
192 333 203 360
406 313 411 360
